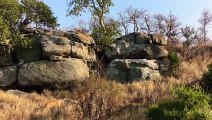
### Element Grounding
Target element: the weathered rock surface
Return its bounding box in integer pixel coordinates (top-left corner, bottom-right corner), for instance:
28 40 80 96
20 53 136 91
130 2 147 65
72 42 96 61
41 35 72 59
105 40 168 60
0 66 17 87
119 32 150 44
106 59 161 82
150 34 168 45
65 31 95 45
18 59 89 86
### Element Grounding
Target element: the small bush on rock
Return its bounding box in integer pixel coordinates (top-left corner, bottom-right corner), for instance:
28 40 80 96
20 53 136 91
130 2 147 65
147 87 212 120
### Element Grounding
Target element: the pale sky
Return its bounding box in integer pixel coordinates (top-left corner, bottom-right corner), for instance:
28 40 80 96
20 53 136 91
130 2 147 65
43 0 212 30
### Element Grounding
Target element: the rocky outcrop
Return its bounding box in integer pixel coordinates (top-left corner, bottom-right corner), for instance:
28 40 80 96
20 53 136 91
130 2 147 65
0 66 17 87
0 30 96 88
106 59 160 82
105 40 168 60
0 30 169 87
106 32 168 82
18 59 89 86
106 32 168 60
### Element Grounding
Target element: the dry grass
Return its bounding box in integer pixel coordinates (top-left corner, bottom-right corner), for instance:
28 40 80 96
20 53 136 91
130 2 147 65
0 90 80 120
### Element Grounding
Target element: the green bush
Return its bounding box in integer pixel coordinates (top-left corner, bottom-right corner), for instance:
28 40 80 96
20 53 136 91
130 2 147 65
147 87 212 120
91 19 121 46
201 63 212 93
168 52 180 75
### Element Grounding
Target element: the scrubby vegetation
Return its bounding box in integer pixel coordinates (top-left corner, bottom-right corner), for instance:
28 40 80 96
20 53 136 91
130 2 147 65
148 87 212 120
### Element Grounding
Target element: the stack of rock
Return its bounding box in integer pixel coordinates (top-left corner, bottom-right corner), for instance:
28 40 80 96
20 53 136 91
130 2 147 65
105 32 168 83
0 30 96 87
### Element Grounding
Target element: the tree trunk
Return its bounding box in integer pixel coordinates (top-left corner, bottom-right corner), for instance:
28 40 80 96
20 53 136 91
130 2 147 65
99 17 106 33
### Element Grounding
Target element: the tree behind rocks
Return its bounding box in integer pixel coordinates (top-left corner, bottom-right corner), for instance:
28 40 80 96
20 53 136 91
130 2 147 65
0 0 58 47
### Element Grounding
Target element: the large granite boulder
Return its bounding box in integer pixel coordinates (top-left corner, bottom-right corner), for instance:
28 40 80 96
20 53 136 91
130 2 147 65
41 35 72 59
106 59 161 83
18 58 89 86
0 66 17 87
65 31 95 45
15 35 42 63
72 42 96 61
105 40 168 60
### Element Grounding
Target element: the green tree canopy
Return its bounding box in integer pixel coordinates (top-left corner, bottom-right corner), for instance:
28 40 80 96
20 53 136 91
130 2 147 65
0 0 58 47
20 0 58 30
67 0 114 33
0 16 11 42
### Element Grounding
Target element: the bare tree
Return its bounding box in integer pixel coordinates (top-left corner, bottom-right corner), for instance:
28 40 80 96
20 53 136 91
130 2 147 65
165 12 181 41
125 6 145 32
181 26 200 60
142 14 153 34
76 19 91 33
118 11 129 35
153 14 166 34
198 9 212 42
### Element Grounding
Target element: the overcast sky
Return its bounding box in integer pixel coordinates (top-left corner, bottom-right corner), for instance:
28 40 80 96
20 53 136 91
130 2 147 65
43 0 212 30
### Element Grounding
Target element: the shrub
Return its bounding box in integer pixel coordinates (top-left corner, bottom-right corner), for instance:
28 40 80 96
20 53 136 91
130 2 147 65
168 52 180 75
147 87 212 120
201 63 212 93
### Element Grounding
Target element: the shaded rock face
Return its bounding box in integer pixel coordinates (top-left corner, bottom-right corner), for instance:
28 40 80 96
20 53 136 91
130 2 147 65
106 59 160 83
0 66 17 87
18 59 89 86
0 44 14 66
15 35 42 63
0 55 14 66
72 42 96 61
105 32 168 60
